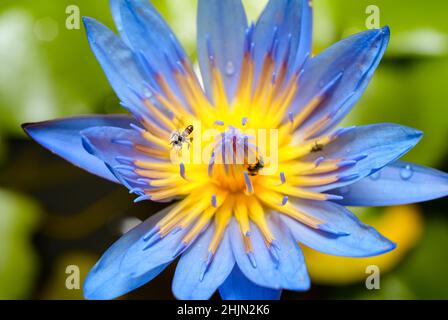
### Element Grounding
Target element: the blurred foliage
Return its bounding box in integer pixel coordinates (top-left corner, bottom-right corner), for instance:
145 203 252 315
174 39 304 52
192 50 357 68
313 0 448 167
0 0 447 300
303 205 423 286
396 216 448 299
314 0 448 57
40 252 97 300
326 213 448 300
0 0 115 135
0 0 270 137
0 189 40 299
345 61 448 166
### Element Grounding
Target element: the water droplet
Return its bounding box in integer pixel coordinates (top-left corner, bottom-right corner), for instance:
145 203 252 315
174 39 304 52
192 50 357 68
369 171 381 181
400 165 413 180
225 61 235 76
143 88 152 99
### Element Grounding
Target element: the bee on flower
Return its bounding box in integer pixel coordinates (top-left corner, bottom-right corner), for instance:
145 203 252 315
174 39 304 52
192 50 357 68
23 0 448 300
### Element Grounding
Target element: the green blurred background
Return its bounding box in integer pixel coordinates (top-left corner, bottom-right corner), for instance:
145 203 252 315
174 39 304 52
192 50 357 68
0 0 447 300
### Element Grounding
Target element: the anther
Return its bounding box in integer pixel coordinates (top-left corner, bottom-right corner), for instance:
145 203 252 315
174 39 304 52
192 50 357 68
143 227 161 242
111 139 134 147
350 154 368 162
113 165 136 172
169 33 186 61
205 34 215 65
180 162 187 180
288 112 294 127
172 226 183 235
332 126 356 138
173 242 188 258
115 156 135 165
269 245 280 265
136 178 151 186
164 52 181 74
279 172 286 185
338 174 360 182
134 194 151 203
199 252 214 282
129 123 145 134
244 172 254 195
268 26 279 56
314 156 325 167
324 194 344 201
211 194 217 208
318 224 350 237
129 188 145 195
208 151 215 177
143 233 162 250
247 252 257 268
338 160 358 168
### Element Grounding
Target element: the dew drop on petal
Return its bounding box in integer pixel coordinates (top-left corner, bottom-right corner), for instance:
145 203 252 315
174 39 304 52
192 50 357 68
143 87 152 99
225 61 235 76
400 165 414 181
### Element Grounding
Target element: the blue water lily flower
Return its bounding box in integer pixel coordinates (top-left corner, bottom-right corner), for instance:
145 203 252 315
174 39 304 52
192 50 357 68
23 0 448 300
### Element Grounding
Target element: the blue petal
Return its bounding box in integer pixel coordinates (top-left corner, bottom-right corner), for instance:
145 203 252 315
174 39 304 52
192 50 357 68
330 161 448 206
303 123 423 192
114 0 196 116
116 0 187 65
110 0 129 45
219 266 282 300
80 126 159 190
119 215 193 279
83 16 151 121
23 115 136 183
292 0 313 71
172 225 235 300
197 0 248 100
229 217 310 291
291 27 390 136
253 0 313 77
81 126 151 164
84 207 169 300
277 201 396 257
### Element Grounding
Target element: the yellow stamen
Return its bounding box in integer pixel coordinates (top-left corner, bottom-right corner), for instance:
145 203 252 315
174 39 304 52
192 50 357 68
141 131 170 150
143 100 177 132
234 195 250 237
247 197 275 244
279 135 333 162
256 188 322 228
135 144 169 158
208 196 233 253
211 67 229 112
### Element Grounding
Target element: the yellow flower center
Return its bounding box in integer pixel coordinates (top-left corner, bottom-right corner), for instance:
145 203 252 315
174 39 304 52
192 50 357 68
132 50 351 262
